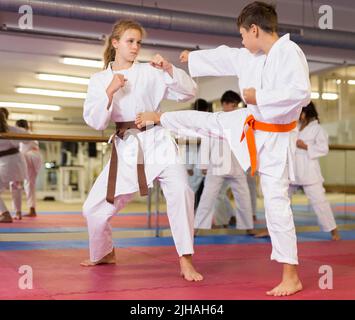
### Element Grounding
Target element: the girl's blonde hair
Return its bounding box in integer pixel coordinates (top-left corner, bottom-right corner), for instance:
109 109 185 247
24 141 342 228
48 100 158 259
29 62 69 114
103 20 146 69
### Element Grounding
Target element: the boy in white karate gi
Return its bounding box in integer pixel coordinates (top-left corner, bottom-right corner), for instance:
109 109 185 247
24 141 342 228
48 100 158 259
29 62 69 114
136 1 311 295
194 91 255 233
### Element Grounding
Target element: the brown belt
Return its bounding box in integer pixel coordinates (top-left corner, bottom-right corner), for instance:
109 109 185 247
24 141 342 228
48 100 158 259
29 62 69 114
0 147 19 158
106 121 154 204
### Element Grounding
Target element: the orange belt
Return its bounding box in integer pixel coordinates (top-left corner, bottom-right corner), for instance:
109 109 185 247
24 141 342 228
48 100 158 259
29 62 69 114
240 115 297 176
106 121 154 204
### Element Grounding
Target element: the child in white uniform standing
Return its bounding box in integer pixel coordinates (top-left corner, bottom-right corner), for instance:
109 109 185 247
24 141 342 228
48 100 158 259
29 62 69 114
16 119 42 218
290 102 340 240
136 2 311 295
0 109 27 222
80 20 202 282
194 91 254 233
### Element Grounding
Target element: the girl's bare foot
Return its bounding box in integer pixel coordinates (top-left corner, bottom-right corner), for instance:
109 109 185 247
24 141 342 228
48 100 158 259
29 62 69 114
80 249 116 267
331 228 341 241
266 264 303 297
179 255 203 282
24 207 37 217
0 211 13 223
14 211 22 220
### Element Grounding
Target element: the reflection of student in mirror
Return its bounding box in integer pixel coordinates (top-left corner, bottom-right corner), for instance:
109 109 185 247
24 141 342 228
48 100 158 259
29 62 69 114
0 108 27 222
16 119 43 218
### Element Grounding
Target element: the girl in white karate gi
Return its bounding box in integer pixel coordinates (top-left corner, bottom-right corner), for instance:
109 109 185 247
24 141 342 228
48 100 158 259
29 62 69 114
136 2 311 296
290 102 340 240
16 119 42 217
80 20 202 282
0 109 27 222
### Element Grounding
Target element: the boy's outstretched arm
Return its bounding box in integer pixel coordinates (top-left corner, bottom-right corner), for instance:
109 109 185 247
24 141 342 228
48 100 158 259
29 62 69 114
135 110 225 140
180 46 244 78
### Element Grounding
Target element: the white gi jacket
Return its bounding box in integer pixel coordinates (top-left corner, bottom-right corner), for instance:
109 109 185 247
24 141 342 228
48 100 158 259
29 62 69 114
161 34 311 179
292 120 329 185
83 62 196 196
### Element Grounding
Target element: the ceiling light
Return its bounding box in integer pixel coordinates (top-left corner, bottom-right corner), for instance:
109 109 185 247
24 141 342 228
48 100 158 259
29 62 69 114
0 102 61 111
348 80 355 85
311 92 320 99
37 73 89 85
321 93 338 100
16 87 86 99
62 57 104 68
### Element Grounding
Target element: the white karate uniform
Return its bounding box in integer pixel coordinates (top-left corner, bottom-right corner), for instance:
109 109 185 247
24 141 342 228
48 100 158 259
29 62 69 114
213 180 234 226
194 137 254 230
160 34 311 265
185 137 205 194
83 61 197 262
289 120 336 232
19 138 42 209
0 126 27 213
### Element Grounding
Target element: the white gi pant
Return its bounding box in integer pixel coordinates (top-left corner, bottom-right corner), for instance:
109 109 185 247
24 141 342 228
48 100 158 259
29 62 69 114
83 164 195 262
260 164 298 265
194 172 254 230
9 181 23 212
23 154 41 209
247 169 257 217
213 180 234 226
0 181 9 213
289 183 337 232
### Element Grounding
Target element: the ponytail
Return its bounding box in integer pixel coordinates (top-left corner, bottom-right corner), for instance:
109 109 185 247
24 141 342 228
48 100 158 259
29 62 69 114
103 35 116 69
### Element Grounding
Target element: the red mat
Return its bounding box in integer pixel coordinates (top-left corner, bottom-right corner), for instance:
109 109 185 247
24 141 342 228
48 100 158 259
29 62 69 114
0 240 354 300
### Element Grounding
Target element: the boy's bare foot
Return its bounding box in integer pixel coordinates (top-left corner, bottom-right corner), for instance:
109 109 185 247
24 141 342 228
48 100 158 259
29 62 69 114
266 264 303 296
254 229 270 238
179 255 203 282
212 224 227 229
246 229 257 235
24 207 37 217
331 228 341 241
80 248 116 267
14 211 22 220
0 211 13 223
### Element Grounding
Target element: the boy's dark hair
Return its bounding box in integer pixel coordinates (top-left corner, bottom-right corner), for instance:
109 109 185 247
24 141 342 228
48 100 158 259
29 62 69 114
301 101 320 123
0 111 8 133
237 1 278 34
16 119 29 130
221 90 242 105
0 107 9 120
193 98 212 112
